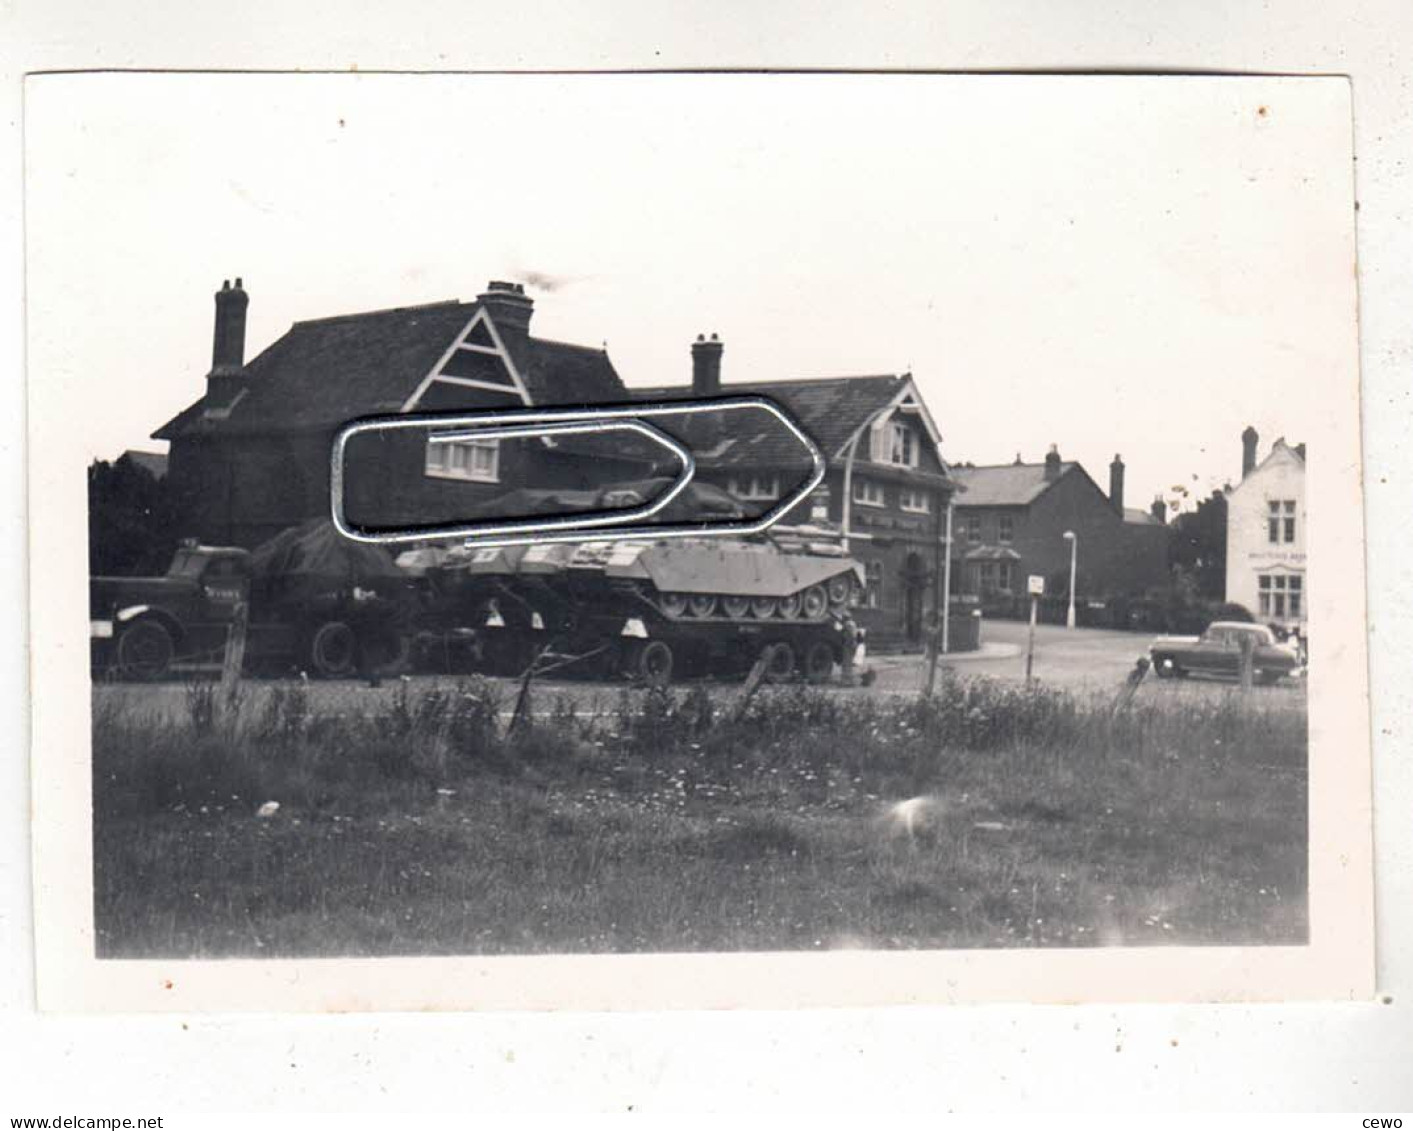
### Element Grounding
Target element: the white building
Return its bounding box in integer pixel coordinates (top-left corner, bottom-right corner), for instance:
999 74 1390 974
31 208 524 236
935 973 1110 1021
1225 426 1306 630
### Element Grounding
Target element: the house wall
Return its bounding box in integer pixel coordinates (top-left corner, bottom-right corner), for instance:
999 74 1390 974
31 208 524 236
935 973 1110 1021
171 427 650 549
1224 448 1307 627
168 432 329 548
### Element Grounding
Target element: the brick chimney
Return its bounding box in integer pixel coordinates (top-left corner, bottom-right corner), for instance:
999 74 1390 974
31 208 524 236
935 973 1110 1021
1108 454 1125 514
691 333 723 396
477 280 534 350
209 278 248 377
1151 496 1167 524
1241 425 1259 479
1043 443 1062 482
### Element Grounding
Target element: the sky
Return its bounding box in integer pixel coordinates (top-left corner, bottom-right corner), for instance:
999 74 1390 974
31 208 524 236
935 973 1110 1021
24 72 1354 513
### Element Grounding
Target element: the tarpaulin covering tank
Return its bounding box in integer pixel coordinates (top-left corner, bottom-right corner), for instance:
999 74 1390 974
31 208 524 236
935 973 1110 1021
249 518 407 602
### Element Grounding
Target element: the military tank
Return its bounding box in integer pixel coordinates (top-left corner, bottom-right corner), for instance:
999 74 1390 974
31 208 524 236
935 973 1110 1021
562 531 864 684
404 477 865 684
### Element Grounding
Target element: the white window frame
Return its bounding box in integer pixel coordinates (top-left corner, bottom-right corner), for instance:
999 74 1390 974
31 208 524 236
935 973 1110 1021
864 560 884 608
425 438 500 484
883 420 920 468
964 514 982 543
899 486 931 514
998 514 1014 544
1268 499 1297 544
728 473 781 502
853 477 886 508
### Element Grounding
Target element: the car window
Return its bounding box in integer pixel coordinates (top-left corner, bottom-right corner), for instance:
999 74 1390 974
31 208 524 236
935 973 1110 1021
203 558 244 581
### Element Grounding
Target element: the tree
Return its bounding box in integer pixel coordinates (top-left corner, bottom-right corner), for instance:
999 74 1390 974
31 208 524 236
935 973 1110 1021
87 454 183 575
1168 488 1228 600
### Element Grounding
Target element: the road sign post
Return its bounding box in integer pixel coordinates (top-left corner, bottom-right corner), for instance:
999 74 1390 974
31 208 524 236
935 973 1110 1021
1025 574 1044 682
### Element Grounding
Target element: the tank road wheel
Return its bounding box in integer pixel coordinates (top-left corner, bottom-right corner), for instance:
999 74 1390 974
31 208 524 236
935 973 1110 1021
309 620 358 678
687 593 718 619
637 640 675 687
660 593 690 619
800 585 829 620
826 574 854 608
777 592 803 620
750 595 778 619
721 594 751 619
804 640 836 684
115 619 175 681
764 641 797 682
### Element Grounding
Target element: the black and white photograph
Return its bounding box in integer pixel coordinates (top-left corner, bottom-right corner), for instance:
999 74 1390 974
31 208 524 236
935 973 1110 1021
24 71 1371 1010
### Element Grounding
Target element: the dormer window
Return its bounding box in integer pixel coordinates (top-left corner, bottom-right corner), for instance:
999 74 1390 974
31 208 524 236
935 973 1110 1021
884 421 919 468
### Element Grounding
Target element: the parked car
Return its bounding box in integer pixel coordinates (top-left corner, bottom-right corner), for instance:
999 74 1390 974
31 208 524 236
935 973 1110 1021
1149 621 1299 684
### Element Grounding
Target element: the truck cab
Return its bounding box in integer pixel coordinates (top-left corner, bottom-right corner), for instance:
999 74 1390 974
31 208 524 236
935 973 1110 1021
90 544 254 679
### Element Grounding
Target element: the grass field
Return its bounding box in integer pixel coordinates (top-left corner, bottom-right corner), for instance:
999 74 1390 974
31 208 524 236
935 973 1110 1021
92 673 1308 957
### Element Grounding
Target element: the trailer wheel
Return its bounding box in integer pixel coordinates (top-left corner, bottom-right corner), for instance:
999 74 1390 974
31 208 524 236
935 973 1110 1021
803 640 836 684
308 620 358 678
764 641 797 682
637 640 675 686
115 619 174 681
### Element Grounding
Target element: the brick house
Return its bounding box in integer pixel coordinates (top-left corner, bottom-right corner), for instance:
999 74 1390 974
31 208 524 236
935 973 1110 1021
949 446 1169 611
155 279 957 641
155 280 643 548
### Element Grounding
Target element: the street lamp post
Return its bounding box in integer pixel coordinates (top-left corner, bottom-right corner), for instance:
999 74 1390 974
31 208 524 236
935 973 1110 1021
1063 530 1077 630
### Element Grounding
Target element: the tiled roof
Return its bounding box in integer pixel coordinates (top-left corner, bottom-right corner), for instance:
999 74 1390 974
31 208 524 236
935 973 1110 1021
632 375 912 469
154 301 627 439
1123 507 1161 526
950 462 1078 507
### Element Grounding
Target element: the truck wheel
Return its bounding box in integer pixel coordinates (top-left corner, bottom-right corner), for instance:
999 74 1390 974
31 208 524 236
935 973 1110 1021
116 619 174 681
308 620 357 678
764 641 797 682
637 640 675 686
803 640 836 684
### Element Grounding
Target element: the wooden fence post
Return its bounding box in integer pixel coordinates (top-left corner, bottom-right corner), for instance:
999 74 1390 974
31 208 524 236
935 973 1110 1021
722 643 779 727
1238 633 1255 692
220 599 249 718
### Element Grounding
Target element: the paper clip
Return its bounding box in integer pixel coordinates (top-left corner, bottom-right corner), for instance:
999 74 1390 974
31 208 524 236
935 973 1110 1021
330 396 827 548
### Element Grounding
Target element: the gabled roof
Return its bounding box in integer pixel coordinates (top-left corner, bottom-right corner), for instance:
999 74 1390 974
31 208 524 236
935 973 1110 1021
154 300 627 440
632 374 917 469
1227 436 1307 499
950 461 1080 507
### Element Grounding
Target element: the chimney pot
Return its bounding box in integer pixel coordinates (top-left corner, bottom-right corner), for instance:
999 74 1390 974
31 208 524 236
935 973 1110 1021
1044 444 1062 481
477 280 535 347
209 276 249 378
1241 425 1260 479
1109 453 1125 514
691 332 724 397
